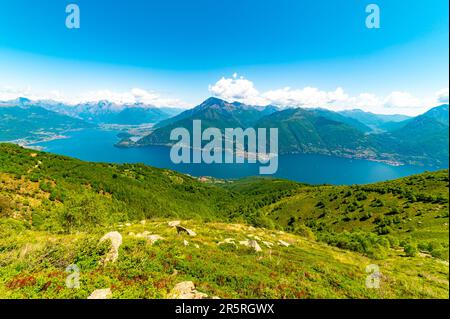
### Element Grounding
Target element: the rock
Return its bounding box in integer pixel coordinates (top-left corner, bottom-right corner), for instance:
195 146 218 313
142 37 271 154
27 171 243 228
218 238 236 245
147 235 164 245
140 220 146 225
135 231 151 238
278 240 290 247
239 239 262 252
88 288 112 299
263 241 274 248
168 221 181 227
248 234 262 241
176 225 197 237
250 240 262 252
183 240 189 246
99 232 123 264
168 281 208 299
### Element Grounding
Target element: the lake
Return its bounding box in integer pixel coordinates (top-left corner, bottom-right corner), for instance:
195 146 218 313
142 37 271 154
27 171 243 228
31 128 440 185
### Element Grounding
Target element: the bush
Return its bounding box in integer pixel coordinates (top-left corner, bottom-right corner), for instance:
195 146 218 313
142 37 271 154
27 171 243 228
294 225 316 240
404 244 418 257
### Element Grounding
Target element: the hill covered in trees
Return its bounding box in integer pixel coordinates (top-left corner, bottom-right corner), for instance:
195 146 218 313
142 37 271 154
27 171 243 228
0 143 448 298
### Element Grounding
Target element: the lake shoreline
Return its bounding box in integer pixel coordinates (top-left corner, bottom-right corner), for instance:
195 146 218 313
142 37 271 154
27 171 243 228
26 128 445 186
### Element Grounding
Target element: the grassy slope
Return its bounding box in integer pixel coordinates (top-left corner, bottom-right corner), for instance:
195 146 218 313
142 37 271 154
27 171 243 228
0 143 448 298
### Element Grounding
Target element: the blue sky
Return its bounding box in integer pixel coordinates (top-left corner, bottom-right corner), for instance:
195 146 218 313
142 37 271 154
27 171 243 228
0 0 448 114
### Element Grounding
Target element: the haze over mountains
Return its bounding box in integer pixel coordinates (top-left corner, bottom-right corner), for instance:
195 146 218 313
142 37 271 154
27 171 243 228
0 97 183 126
0 96 448 168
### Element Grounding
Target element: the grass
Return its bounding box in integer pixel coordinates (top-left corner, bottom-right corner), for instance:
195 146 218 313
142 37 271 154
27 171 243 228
0 143 448 299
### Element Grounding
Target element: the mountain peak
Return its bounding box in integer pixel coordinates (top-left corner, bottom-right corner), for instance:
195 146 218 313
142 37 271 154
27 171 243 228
201 97 227 106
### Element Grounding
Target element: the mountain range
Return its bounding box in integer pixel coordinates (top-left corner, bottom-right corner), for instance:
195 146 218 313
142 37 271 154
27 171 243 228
132 97 449 167
0 97 183 126
1 96 448 167
0 99 92 142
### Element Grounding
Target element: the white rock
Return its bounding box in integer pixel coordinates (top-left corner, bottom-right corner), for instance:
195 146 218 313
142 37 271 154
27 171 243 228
99 232 123 264
184 240 189 246
278 240 290 247
239 239 262 252
250 240 262 252
263 241 274 248
168 221 181 227
218 238 236 245
147 235 164 245
168 281 208 299
176 225 197 237
88 288 112 299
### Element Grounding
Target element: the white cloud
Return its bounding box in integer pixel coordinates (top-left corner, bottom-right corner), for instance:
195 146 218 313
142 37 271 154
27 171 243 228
208 74 265 105
436 88 449 104
0 86 188 108
383 91 422 109
262 86 348 108
208 74 448 115
353 93 381 109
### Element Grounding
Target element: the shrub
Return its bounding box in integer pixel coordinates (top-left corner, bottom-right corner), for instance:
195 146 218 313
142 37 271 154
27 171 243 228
294 225 316 240
404 244 418 257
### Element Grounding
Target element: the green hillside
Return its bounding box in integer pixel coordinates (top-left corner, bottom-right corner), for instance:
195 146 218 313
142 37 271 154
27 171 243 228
0 143 448 299
255 108 373 156
0 105 92 142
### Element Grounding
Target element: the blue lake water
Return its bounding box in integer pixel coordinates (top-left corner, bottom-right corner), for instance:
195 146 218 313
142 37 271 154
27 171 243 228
32 128 441 185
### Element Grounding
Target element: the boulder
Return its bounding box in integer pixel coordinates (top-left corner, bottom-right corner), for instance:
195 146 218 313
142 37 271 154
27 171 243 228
239 239 262 252
218 238 236 246
168 281 208 299
168 221 181 227
263 241 274 248
278 240 290 247
147 235 164 245
99 232 122 264
176 225 197 237
87 288 112 299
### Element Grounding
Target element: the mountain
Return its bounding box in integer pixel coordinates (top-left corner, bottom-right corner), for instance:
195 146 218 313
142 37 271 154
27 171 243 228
137 97 278 146
137 97 375 157
369 104 449 167
312 109 372 133
135 98 448 167
339 109 412 132
39 100 182 125
95 106 179 125
0 103 92 142
255 108 374 156
0 143 447 298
